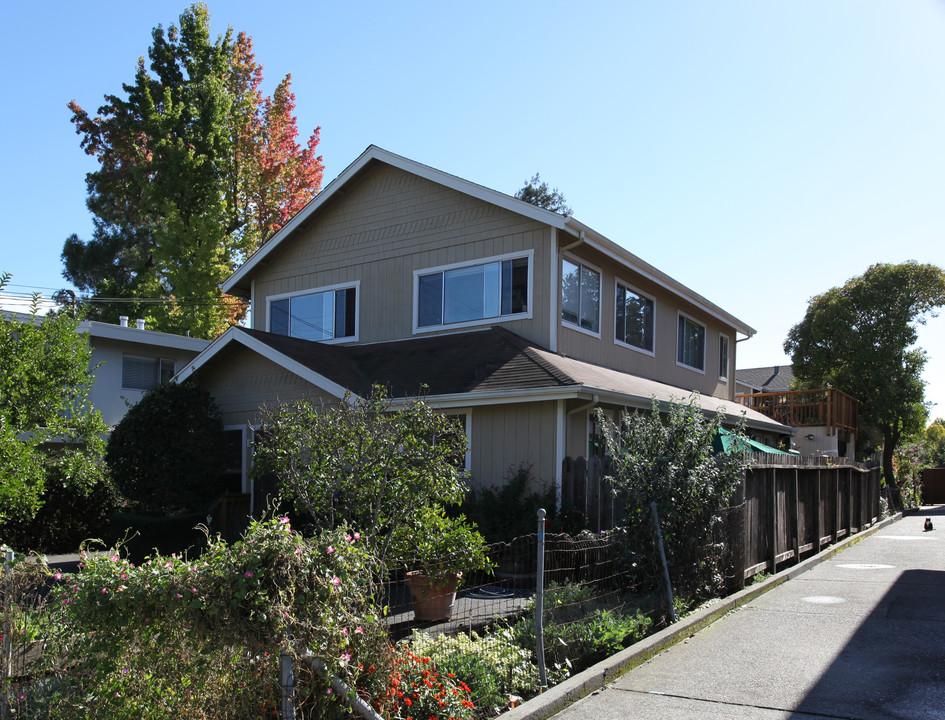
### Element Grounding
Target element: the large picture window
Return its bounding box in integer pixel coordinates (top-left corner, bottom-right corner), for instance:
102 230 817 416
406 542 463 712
561 258 600 334
270 285 357 341
677 314 706 372
615 282 654 353
417 255 530 328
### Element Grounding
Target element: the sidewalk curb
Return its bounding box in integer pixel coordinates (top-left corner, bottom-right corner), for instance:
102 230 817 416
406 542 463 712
500 512 902 720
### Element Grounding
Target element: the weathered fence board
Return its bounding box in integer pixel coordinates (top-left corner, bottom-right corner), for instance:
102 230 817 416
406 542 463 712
922 468 945 505
561 456 882 585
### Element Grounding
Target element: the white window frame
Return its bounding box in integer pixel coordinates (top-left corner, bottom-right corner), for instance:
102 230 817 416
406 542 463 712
676 312 706 374
412 250 534 334
560 255 602 338
267 281 360 343
613 278 656 356
445 408 473 475
719 334 730 382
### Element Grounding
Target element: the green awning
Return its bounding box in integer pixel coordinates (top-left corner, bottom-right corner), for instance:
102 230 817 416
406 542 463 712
715 427 791 456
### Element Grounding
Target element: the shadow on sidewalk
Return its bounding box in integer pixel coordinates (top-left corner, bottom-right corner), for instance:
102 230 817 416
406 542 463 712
788 509 945 719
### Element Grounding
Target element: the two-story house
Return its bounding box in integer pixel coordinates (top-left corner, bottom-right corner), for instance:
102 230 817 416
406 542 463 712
178 146 791 502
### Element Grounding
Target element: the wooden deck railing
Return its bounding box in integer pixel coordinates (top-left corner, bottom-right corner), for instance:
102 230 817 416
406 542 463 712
735 388 858 436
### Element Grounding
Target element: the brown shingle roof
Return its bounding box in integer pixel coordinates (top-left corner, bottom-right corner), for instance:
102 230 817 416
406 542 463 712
239 326 574 397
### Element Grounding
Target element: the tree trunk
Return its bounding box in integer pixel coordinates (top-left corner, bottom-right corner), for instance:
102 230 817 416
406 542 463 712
882 427 903 513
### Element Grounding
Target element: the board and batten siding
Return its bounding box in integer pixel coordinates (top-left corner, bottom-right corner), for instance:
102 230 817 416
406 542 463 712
468 401 558 492
198 348 338 427
251 163 554 347
556 242 737 401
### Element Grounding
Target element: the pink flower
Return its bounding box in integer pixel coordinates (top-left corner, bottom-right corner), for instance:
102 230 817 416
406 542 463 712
244 571 254 578
342 628 348 636
353 532 361 540
355 626 363 634
53 572 62 581
190 588 197 594
341 653 351 662
101 588 107 594
326 546 335 554
279 516 290 524
331 576 341 587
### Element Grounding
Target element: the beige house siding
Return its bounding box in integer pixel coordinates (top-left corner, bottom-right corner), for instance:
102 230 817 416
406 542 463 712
251 163 555 347
198 348 338 427
89 337 205 429
555 243 739 400
467 401 558 493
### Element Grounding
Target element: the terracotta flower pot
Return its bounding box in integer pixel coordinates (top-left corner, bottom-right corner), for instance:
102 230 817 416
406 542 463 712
405 571 462 622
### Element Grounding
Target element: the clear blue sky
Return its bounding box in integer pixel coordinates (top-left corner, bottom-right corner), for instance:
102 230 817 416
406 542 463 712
2 1 944 416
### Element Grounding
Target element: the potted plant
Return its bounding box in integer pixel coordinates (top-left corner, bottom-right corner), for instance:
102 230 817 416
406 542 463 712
391 504 493 622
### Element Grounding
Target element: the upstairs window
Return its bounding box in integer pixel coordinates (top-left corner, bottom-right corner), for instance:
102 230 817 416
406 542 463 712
270 285 357 342
719 335 730 381
561 258 600 334
122 355 175 390
677 314 706 372
417 254 530 329
615 282 654 353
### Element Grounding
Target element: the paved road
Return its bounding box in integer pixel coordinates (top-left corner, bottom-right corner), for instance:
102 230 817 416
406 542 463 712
551 507 945 720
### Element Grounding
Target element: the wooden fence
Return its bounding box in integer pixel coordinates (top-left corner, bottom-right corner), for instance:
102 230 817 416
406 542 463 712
561 455 882 585
921 467 945 505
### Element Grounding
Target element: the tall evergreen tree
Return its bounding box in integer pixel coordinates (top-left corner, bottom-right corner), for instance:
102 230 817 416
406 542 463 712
63 3 323 339
784 261 945 503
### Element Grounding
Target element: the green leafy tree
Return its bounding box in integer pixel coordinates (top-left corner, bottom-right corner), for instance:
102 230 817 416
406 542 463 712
927 418 945 468
0 273 108 525
515 173 572 215
252 387 469 571
597 396 748 601
106 378 229 515
63 3 323 339
784 262 945 507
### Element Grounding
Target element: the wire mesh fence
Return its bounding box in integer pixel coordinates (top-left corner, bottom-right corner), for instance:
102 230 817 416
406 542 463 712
0 553 55 719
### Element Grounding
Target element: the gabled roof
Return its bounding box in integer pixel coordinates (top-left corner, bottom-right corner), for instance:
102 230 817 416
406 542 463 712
220 145 755 337
221 145 567 297
736 365 795 393
178 326 789 434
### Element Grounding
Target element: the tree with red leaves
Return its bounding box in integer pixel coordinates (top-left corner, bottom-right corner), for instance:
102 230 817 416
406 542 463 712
62 3 323 339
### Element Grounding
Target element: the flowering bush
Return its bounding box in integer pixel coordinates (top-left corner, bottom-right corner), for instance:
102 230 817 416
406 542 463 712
373 645 475 720
408 628 540 715
46 517 392 719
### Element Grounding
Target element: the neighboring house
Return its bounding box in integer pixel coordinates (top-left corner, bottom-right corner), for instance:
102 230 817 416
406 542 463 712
735 365 857 460
178 145 791 504
735 365 794 396
80 317 209 430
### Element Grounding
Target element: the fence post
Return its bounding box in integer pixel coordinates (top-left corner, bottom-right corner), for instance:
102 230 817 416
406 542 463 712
280 652 295 720
651 502 676 623
1 550 12 720
536 508 547 689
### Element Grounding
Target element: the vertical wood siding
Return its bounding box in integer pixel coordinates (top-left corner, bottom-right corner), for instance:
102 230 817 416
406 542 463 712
252 163 553 347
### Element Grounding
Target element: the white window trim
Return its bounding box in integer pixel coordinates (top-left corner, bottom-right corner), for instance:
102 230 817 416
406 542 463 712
676 311 706 375
613 277 656 357
560 254 603 339
412 250 534 334
718 333 731 382
446 407 473 474
266 280 360 343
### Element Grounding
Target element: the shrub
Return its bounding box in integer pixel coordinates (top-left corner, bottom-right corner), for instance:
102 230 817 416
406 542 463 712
46 517 392 720
459 464 558 543
105 379 229 515
508 581 652 673
253 387 469 573
597 396 748 601
373 645 476 720
408 628 539 715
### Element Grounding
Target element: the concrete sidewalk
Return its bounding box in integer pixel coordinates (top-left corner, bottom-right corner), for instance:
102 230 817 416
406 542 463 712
505 506 945 720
